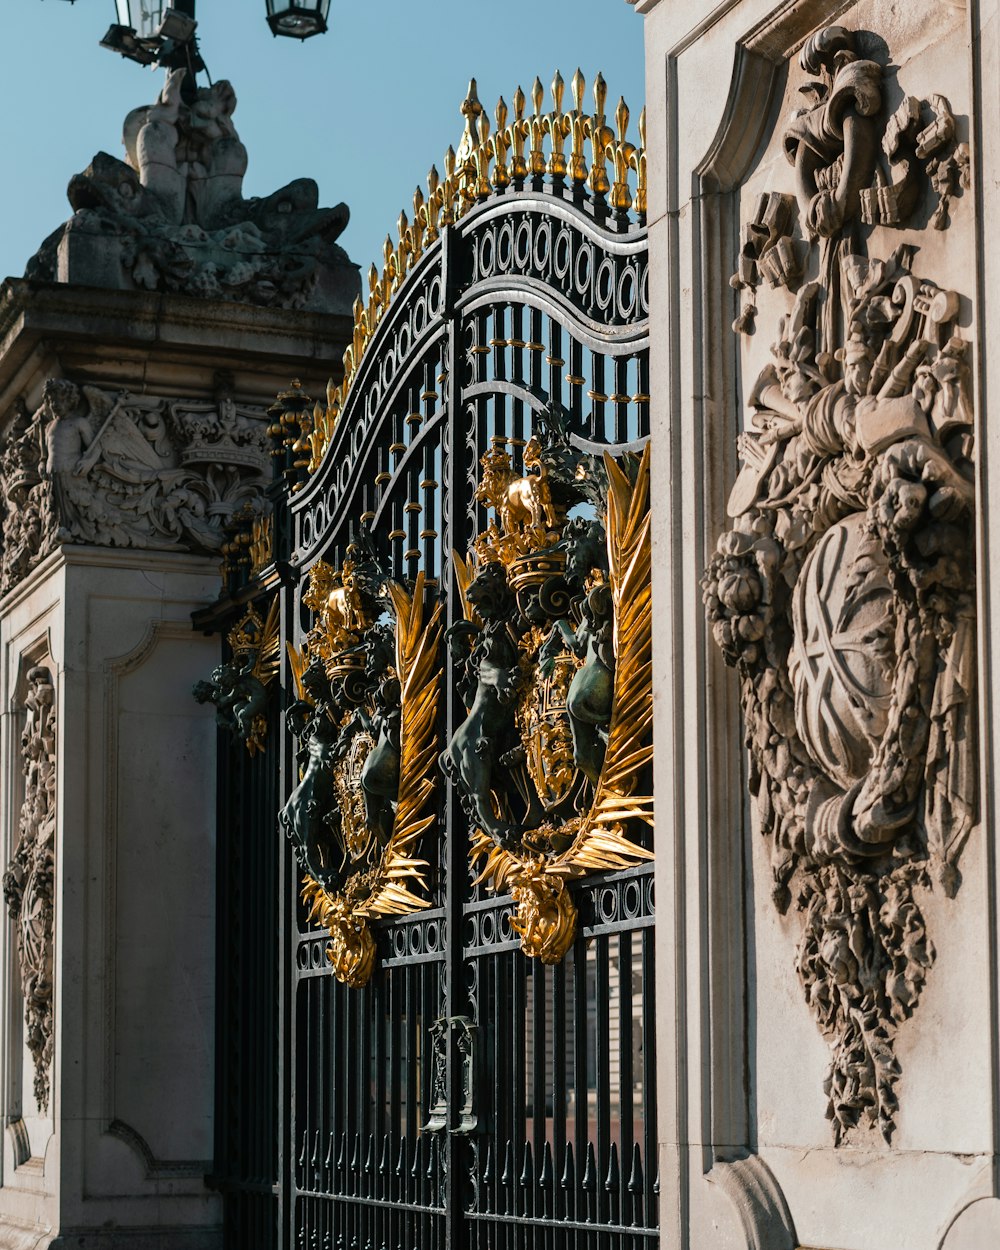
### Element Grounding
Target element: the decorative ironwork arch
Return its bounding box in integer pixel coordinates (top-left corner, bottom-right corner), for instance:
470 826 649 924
208 70 656 1250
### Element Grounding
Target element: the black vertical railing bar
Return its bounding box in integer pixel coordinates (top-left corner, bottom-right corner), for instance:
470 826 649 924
591 351 606 443
548 319 563 412
512 953 527 1220
279 535 300 1250
614 357 629 445
568 336 584 425
595 937 611 1230
531 958 546 1209
551 957 566 1225
511 304 525 448
641 927 656 1232
441 219 468 1250
617 930 635 1229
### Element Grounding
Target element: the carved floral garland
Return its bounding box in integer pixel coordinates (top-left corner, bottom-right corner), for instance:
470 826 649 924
3 666 57 1114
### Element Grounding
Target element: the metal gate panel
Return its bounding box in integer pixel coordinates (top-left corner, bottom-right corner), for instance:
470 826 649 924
208 73 655 1250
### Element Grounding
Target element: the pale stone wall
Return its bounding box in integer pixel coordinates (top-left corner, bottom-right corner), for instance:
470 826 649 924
0 255 352 1248
631 0 1000 1245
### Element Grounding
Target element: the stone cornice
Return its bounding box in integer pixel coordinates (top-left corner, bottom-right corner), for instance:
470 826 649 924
0 280 352 406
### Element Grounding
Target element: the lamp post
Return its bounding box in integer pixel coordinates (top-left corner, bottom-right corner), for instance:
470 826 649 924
266 1 332 39
95 1 332 70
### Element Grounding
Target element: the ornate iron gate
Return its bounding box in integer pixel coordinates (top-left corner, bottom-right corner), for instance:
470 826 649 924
206 72 655 1250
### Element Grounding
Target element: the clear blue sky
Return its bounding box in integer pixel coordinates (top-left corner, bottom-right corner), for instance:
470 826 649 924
1 0 645 284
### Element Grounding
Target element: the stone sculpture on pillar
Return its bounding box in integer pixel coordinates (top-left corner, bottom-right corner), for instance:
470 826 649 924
26 68 360 313
703 25 975 1145
3 666 57 1114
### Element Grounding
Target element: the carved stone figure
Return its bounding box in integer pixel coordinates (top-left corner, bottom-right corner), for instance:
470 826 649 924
446 412 654 963
286 553 444 987
26 70 359 314
0 378 269 592
3 667 57 1114
703 25 975 1143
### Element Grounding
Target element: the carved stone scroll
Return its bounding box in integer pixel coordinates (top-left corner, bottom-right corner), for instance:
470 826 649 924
3 666 57 1114
0 377 269 593
703 25 975 1143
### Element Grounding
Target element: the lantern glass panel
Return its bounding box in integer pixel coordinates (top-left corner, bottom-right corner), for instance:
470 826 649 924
266 0 330 39
116 1 168 39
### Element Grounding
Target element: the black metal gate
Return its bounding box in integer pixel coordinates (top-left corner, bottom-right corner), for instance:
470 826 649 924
206 72 655 1250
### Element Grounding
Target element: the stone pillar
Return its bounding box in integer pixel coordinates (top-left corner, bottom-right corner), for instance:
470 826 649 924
0 69 356 1249
633 0 998 1246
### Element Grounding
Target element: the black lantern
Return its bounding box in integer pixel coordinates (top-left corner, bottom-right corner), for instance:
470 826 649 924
266 0 331 40
101 1 201 69
112 0 195 40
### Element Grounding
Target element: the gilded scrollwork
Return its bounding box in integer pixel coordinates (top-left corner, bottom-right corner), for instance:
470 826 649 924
704 25 975 1143
444 408 653 964
284 546 443 987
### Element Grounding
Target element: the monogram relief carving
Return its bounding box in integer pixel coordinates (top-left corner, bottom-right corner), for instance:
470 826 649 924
703 25 975 1142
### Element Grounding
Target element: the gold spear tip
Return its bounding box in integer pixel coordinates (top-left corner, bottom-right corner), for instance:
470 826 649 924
594 71 607 114
532 77 544 114
571 67 585 111
615 95 630 138
461 78 482 117
551 70 565 111
513 84 525 117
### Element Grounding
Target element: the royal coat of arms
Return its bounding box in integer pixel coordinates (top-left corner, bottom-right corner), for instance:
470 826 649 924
281 546 443 986
703 25 975 1141
443 407 654 963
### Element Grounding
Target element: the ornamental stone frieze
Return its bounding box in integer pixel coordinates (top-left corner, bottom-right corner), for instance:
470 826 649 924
0 378 271 593
3 665 56 1114
25 69 360 315
703 24 975 1144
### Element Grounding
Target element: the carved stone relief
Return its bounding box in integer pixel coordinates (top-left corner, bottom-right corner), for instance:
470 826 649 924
0 377 269 592
3 666 57 1114
25 70 360 313
703 25 975 1143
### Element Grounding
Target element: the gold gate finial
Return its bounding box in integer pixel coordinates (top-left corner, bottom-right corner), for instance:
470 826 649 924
298 71 646 477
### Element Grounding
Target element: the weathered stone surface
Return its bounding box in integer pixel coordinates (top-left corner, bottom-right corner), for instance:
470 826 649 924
636 0 997 1246
3 666 56 1117
0 377 269 593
